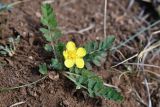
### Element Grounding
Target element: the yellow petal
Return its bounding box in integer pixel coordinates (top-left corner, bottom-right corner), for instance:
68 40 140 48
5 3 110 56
66 41 76 51
76 47 86 57
75 58 84 68
63 50 68 59
64 59 74 68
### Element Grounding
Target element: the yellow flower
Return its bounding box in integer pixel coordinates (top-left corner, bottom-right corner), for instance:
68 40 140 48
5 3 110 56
63 41 86 68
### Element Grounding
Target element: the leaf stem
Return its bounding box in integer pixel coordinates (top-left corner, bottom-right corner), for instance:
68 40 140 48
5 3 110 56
48 27 57 59
63 72 87 89
0 75 47 92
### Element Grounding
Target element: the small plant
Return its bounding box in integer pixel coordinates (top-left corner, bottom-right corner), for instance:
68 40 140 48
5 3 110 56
0 1 23 13
0 36 20 56
0 3 15 13
39 3 123 101
0 3 10 12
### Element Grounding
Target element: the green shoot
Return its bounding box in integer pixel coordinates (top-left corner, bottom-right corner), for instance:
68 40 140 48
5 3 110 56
0 36 20 56
0 1 23 13
39 63 48 75
40 3 62 61
40 3 62 42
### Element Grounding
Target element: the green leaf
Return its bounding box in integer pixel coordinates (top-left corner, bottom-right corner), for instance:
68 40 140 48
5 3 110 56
44 44 53 52
88 79 97 89
88 89 95 97
40 3 62 42
66 68 123 101
55 42 65 61
0 51 7 55
85 62 92 70
41 4 57 28
40 28 49 34
77 76 87 84
0 46 5 49
84 42 95 54
39 63 48 75
101 36 115 50
84 36 115 67
0 36 20 56
94 82 102 91
51 58 63 70
54 30 62 40
92 58 101 66
43 32 53 42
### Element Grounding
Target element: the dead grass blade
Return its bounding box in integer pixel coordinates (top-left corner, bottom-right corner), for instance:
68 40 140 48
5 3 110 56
111 53 138 68
10 101 26 107
0 75 47 92
119 62 160 69
112 20 160 51
136 39 160 107
104 0 107 38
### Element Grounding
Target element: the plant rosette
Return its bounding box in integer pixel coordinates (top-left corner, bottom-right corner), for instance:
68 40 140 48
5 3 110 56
39 3 123 102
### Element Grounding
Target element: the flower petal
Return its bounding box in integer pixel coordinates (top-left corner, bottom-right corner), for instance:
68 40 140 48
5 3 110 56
64 59 74 68
75 58 84 68
76 47 86 57
66 41 76 51
63 50 68 59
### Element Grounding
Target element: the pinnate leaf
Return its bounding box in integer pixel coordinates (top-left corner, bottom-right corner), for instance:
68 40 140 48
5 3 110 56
41 4 57 28
67 67 123 101
40 4 62 42
84 36 115 67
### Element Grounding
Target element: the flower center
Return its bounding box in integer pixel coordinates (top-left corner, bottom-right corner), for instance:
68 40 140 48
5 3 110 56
68 50 77 59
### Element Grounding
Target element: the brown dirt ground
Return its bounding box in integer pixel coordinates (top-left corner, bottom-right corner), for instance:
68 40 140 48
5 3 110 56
0 0 160 107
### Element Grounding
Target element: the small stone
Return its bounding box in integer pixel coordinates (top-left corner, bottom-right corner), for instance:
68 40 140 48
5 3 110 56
22 32 27 36
96 36 100 40
20 88 27 95
28 89 37 97
50 90 54 94
36 12 42 18
48 72 59 81
28 56 33 60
